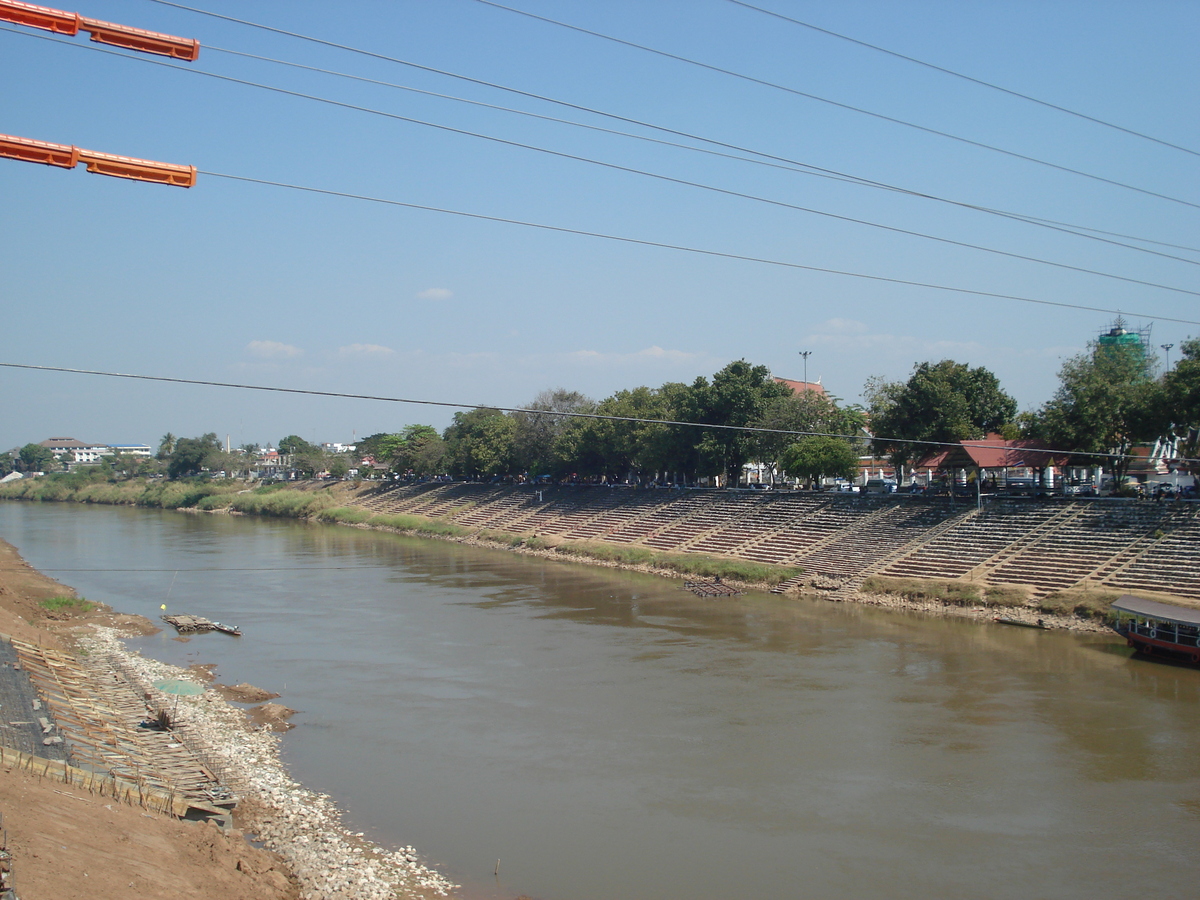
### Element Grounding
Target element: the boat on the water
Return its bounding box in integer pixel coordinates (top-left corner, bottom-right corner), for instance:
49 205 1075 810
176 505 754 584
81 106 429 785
1111 595 1200 666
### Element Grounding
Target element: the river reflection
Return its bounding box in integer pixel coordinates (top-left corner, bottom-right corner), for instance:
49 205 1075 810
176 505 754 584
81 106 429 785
2 502 1198 900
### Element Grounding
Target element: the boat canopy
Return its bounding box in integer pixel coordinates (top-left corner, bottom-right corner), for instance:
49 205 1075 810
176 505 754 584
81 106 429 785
1112 595 1200 628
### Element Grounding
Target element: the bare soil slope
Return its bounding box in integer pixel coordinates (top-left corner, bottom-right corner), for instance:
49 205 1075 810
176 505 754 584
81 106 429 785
0 539 299 900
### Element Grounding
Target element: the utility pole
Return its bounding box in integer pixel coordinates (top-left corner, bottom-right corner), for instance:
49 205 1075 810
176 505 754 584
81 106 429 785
1161 343 1174 373
798 351 812 393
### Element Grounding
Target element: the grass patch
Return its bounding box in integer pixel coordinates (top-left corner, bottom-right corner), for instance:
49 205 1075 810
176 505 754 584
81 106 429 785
861 575 1029 608
315 506 372 525
228 488 338 518
1035 588 1121 621
555 541 801 584
40 596 96 613
367 513 472 538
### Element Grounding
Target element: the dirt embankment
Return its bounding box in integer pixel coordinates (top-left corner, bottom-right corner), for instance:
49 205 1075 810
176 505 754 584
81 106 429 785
0 539 301 900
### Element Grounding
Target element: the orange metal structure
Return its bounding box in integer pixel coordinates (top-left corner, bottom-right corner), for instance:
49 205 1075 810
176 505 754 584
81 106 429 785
0 0 199 59
79 17 199 60
77 148 196 187
0 133 80 168
0 0 80 34
0 133 196 187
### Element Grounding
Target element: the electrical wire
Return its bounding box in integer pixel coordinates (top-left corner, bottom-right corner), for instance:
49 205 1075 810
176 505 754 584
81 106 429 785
0 362 1193 464
204 171 1200 324
467 0 1200 211
204 44 1200 267
143 0 1200 211
725 0 1200 159
5 28 1196 297
12 24 1194 267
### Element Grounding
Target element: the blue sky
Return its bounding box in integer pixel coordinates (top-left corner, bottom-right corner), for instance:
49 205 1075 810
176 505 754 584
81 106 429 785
2 0 1197 450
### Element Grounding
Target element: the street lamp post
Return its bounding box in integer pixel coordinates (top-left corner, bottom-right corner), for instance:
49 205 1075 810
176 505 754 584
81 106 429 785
798 351 812 393
1161 343 1175 373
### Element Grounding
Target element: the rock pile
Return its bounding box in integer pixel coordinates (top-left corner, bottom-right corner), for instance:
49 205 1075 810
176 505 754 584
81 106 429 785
79 628 458 900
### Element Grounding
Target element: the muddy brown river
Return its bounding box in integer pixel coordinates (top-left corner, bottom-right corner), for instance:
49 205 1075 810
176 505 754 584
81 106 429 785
2 502 1198 899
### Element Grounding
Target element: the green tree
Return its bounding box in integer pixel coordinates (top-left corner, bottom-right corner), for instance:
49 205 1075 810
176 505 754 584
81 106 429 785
867 360 1017 474
276 435 323 478
167 433 221 479
753 391 867 484
443 409 516 478
691 361 793 486
156 433 177 461
357 432 406 464
569 385 668 481
278 435 317 456
1038 340 1162 481
780 436 860 487
397 425 447 475
638 381 704 482
1161 338 1200 477
16 443 57 474
511 389 595 478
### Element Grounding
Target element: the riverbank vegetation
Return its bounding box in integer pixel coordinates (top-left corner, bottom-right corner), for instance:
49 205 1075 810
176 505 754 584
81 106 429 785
39 596 96 613
861 574 1123 621
0 477 802 587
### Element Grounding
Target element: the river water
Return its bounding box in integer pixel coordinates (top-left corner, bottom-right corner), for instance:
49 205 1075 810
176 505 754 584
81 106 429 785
2 502 1198 899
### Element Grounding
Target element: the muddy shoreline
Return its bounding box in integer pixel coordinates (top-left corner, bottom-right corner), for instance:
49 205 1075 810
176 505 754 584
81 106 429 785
336 519 1115 635
0 537 457 900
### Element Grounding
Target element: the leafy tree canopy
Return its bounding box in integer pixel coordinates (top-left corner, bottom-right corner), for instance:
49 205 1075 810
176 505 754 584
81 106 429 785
1037 340 1164 479
511 389 595 477
867 360 1016 471
753 391 866 480
1162 337 1200 473
167 433 221 479
692 360 793 485
278 435 318 456
443 409 516 477
779 436 860 485
17 443 57 474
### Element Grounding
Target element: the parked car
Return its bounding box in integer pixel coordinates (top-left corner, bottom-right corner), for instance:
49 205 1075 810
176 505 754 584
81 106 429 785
865 479 898 494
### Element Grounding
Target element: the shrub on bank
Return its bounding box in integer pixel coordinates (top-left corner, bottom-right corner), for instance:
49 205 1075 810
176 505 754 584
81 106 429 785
40 596 96 613
228 488 338 518
368 513 471 538
861 575 1029 608
554 540 801 584
1036 589 1120 620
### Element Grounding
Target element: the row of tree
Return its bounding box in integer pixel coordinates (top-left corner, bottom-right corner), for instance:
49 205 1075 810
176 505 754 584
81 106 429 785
9 335 1196 485
869 336 1199 480
359 361 868 485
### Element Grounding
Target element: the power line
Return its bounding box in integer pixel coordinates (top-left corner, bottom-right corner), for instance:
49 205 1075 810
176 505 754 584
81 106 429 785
144 0 1200 211
467 0 1200 211
6 28 1196 296
15 25 1193 267
0 362 1192 464
725 0 1200 158
202 44 1200 268
197 171 1200 325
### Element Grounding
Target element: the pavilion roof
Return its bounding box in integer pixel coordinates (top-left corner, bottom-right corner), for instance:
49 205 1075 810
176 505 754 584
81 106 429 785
916 436 1069 470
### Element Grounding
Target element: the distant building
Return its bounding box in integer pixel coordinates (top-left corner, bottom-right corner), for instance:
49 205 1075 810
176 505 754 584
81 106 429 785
39 437 110 464
37 437 151 464
108 444 152 457
773 377 826 397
